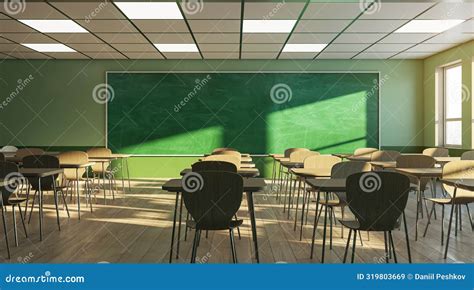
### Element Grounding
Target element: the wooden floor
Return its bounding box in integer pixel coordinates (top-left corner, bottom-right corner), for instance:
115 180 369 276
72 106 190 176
1 179 472 264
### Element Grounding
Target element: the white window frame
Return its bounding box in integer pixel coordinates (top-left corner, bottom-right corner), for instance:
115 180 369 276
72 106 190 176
443 62 463 148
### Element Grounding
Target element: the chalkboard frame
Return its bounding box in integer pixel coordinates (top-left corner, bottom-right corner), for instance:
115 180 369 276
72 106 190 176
105 71 381 156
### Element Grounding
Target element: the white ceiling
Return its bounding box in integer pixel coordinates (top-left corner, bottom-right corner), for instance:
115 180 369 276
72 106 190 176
0 0 472 60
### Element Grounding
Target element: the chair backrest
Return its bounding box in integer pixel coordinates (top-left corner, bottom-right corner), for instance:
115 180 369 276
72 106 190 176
182 171 243 230
0 153 4 162
0 145 18 152
212 148 238 154
461 151 474 160
284 148 309 158
353 147 378 157
289 150 320 162
303 155 341 174
423 147 449 157
203 155 240 169
86 147 112 157
442 160 474 202
0 161 20 204
331 161 372 179
192 161 237 173
22 155 60 191
59 151 89 180
396 155 435 168
15 148 45 159
212 150 242 163
370 150 401 161
346 171 410 231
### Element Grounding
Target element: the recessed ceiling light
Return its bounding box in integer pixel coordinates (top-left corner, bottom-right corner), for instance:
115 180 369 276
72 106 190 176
283 44 328 52
19 20 88 33
154 43 198 52
243 20 296 33
115 2 183 19
395 20 465 33
21 43 76 52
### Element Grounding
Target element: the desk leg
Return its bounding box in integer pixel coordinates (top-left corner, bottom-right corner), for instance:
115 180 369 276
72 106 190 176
121 158 125 192
169 192 180 263
176 196 183 260
321 191 329 263
126 158 131 191
310 191 321 259
86 168 93 213
38 178 43 241
102 163 106 204
246 191 260 263
52 176 60 230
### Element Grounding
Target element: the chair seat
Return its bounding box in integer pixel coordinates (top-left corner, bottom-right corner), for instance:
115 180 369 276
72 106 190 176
338 219 361 229
6 197 27 205
426 197 474 204
186 219 243 230
318 199 343 206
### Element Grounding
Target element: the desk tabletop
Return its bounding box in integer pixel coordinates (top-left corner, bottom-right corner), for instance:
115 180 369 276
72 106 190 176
180 167 260 178
280 161 304 168
60 162 96 168
291 168 331 178
332 153 352 158
441 179 474 191
370 161 396 168
270 154 284 158
88 156 118 161
112 154 133 158
434 157 460 164
19 168 63 177
306 178 346 192
162 178 266 192
395 167 442 178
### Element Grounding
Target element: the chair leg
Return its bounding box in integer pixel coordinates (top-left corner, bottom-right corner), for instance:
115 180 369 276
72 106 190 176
190 229 200 263
441 204 445 245
184 212 190 241
24 186 30 214
12 205 18 247
329 207 333 250
310 191 321 259
60 190 70 218
234 215 241 240
53 191 61 231
455 204 458 237
341 207 345 238
358 230 363 246
17 204 27 238
423 202 436 237
383 231 389 263
458 205 462 232
389 231 397 263
343 229 352 263
229 228 237 263
1 205 10 259
293 179 302 231
465 204 473 231
28 190 38 224
351 230 357 263
402 211 412 263
444 202 457 259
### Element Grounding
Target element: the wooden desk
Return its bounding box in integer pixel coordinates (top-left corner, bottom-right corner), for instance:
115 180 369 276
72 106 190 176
162 177 266 263
290 168 332 178
434 157 460 165
19 168 64 241
441 178 474 190
370 161 396 169
180 168 260 178
88 157 118 202
60 162 95 219
332 153 352 159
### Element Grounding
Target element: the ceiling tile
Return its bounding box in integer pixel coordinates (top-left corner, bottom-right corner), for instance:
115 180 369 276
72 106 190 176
0 43 35 52
4 51 50 59
449 20 474 34
346 20 407 33
146 33 193 43
133 20 188 33
353 52 396 59
242 43 283 52
359 2 435 20
334 33 385 44
75 19 137 33
425 33 473 44
379 33 435 44
1 33 55 43
199 43 239 52
97 33 149 44
243 33 288 44
316 52 357 59
123 52 164 59
241 52 277 59
417 3 474 20
288 33 336 44
302 3 362 20
279 52 316 59
48 33 103 43
202 52 239 59
0 20 35 33
406 43 457 52
163 52 201 59
0 2 67 19
295 20 352 33
0 53 14 59
324 43 371 52
84 52 126 59
365 43 414 52
188 20 240 33
244 2 305 20
46 52 89 59
0 37 12 43
194 33 239 43
390 52 433 59
0 14 10 19
67 43 117 52
50 1 125 20
111 43 157 52
181 2 241 20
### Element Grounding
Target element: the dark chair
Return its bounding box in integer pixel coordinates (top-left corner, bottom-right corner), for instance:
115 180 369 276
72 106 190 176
0 161 28 259
340 171 411 263
183 171 244 263
22 155 69 230
0 153 5 162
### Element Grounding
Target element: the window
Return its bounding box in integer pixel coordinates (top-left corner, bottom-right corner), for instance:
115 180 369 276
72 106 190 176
444 63 462 147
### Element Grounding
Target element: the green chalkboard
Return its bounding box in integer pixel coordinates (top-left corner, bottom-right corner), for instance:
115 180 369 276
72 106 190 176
107 72 379 154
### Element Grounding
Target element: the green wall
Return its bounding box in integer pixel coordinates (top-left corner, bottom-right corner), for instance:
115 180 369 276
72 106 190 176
0 59 424 177
423 41 474 150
